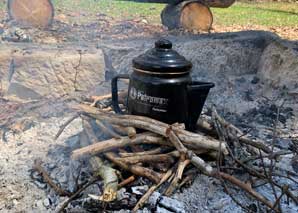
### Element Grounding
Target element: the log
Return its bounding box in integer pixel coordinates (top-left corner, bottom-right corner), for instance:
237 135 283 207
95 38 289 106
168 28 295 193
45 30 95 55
161 0 213 31
130 0 235 7
8 0 54 28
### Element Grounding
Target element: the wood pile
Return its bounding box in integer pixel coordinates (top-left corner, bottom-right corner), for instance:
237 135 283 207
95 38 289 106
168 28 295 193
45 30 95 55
45 92 298 212
134 0 236 31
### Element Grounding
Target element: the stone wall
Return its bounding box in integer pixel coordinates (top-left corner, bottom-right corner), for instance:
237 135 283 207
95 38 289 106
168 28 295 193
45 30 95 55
0 31 297 105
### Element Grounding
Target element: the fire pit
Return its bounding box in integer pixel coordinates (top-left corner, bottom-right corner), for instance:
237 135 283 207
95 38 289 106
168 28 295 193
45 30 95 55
0 30 297 212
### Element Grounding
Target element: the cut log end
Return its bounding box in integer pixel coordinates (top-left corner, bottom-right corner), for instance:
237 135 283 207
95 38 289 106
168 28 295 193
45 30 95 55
161 1 213 32
180 2 213 31
8 0 54 28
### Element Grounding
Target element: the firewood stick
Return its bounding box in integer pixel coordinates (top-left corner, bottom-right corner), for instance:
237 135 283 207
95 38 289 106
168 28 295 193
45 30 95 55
177 159 191 179
179 174 195 188
104 152 162 184
199 110 271 154
188 151 214 175
72 133 169 159
127 127 137 138
102 107 113 112
95 120 121 139
167 127 188 156
167 127 214 175
118 151 178 164
119 147 171 157
75 104 228 154
90 91 127 107
165 158 191 196
132 169 173 212
82 119 119 202
111 125 137 138
118 176 136 188
216 172 275 210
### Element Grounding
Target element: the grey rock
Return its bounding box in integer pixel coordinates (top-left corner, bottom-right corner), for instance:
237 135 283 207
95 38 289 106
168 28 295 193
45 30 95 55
156 206 174 213
59 173 68 184
117 188 129 201
138 207 151 213
33 180 47 189
47 163 56 170
131 185 149 195
159 196 185 213
276 138 292 150
35 200 44 209
210 197 231 210
43 198 51 208
147 191 161 208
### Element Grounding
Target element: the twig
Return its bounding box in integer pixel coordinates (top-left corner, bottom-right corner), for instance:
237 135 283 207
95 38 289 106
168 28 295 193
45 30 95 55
104 152 162 184
272 185 288 211
118 176 135 188
55 114 79 140
166 127 187 156
72 132 169 159
132 169 173 212
90 91 126 107
57 178 99 213
216 172 275 210
200 110 271 153
118 151 177 165
111 125 137 138
166 126 214 175
118 147 169 157
165 158 190 196
73 50 82 91
33 159 71 197
95 120 121 139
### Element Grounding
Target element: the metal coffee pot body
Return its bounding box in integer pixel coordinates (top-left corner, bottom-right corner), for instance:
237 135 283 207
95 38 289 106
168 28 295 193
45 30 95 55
111 39 214 131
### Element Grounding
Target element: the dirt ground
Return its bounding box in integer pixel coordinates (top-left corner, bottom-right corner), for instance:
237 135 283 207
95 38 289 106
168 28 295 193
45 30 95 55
1 7 297 44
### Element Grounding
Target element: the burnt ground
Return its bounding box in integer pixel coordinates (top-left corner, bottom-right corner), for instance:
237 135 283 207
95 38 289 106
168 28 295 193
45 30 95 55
0 9 298 213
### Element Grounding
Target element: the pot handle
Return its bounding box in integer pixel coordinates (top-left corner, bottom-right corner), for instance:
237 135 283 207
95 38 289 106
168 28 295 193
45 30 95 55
111 74 130 114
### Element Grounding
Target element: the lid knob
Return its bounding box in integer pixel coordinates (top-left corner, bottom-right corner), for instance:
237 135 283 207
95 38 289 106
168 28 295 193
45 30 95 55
155 39 172 49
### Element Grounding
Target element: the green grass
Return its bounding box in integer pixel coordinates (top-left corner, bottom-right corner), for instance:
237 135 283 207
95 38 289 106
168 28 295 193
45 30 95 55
2 0 298 27
51 0 165 24
212 2 298 27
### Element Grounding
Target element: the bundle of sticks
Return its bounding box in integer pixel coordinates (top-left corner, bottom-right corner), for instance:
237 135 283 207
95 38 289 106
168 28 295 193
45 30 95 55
53 93 298 212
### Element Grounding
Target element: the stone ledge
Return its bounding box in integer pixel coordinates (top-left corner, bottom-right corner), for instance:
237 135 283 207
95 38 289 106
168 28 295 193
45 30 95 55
0 44 106 100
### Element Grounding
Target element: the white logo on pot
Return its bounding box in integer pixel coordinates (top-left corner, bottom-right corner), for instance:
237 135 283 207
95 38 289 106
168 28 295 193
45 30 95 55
129 87 169 105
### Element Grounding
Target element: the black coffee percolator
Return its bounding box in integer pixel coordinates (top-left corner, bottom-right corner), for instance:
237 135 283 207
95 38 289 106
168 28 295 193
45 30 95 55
111 39 214 131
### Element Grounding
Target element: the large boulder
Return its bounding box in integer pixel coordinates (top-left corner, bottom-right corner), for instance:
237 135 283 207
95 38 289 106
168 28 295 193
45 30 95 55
258 40 298 91
0 44 106 100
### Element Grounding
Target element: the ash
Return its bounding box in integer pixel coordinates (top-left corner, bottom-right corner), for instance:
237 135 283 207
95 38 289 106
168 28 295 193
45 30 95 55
0 30 298 212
